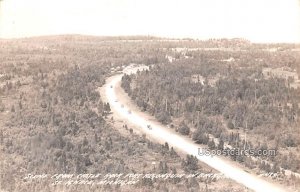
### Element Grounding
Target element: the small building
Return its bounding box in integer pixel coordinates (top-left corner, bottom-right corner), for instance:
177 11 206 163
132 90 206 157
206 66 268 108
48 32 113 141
191 74 205 84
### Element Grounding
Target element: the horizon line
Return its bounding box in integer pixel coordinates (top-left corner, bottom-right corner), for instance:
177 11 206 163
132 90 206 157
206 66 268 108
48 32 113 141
1 33 299 44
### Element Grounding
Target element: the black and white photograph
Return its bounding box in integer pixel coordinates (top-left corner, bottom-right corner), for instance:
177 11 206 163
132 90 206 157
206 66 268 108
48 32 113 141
0 0 300 191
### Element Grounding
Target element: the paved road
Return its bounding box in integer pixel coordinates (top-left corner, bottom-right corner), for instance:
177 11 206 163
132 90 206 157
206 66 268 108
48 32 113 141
102 68 287 192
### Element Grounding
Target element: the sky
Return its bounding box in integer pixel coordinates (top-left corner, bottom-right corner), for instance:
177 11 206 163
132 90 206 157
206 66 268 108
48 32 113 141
0 0 299 43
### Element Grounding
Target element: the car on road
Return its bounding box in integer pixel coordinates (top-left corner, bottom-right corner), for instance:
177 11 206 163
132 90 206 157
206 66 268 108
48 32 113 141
110 85 113 88
147 124 152 130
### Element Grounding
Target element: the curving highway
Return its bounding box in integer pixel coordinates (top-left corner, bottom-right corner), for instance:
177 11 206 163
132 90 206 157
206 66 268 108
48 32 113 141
101 66 288 192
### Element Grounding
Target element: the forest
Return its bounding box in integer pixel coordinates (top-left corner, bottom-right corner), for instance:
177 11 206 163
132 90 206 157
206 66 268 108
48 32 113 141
0 36 249 191
121 45 300 180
